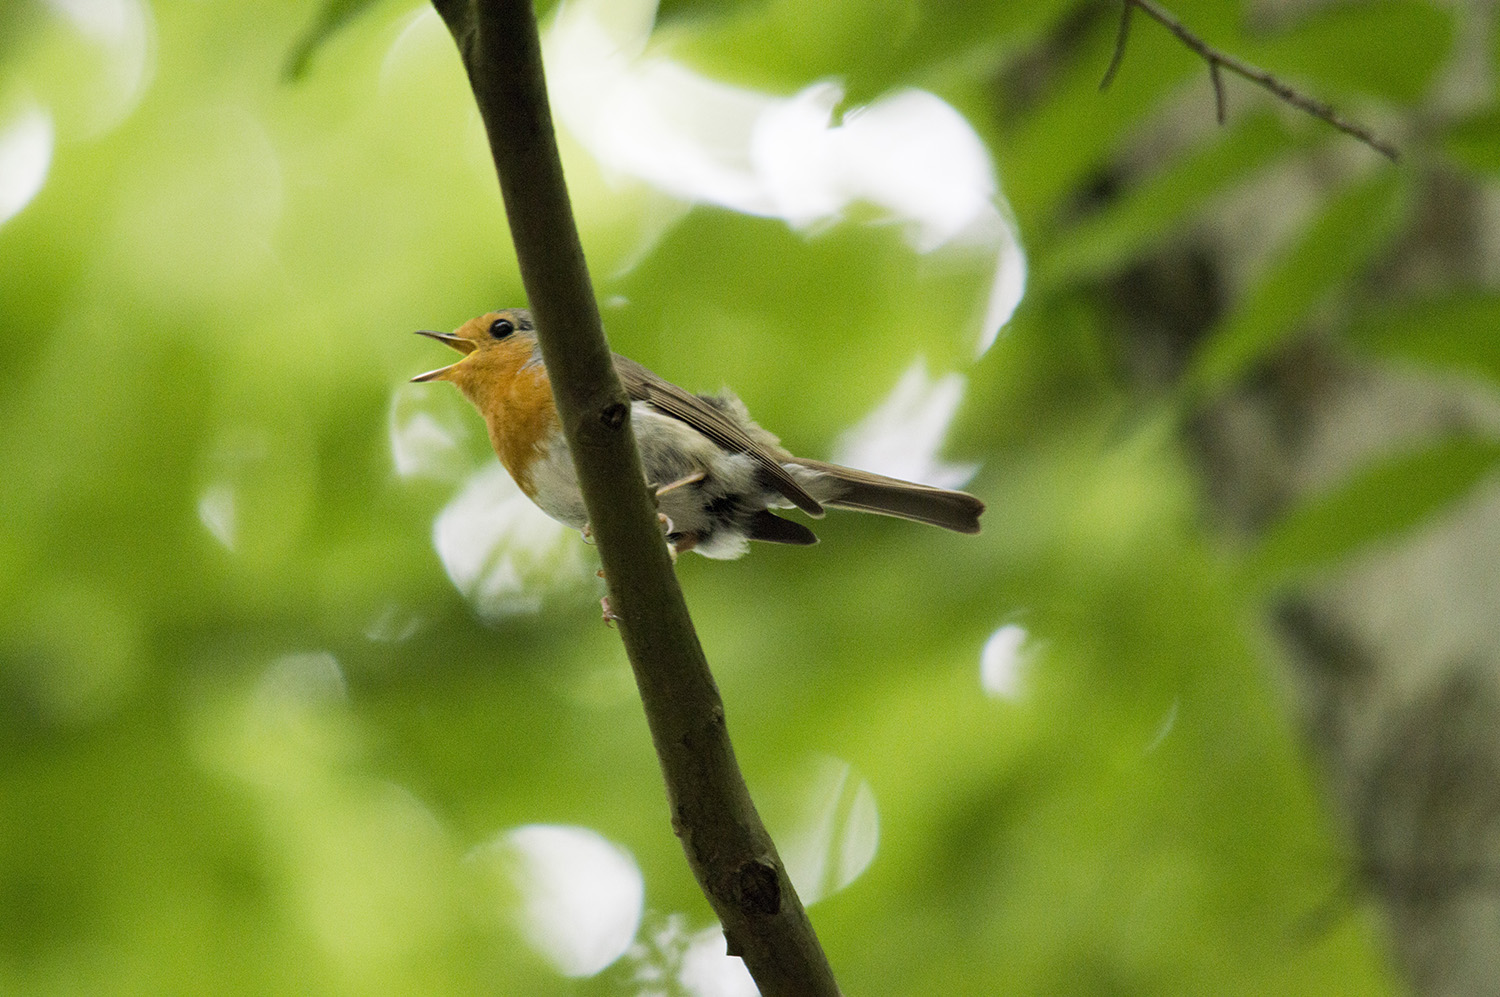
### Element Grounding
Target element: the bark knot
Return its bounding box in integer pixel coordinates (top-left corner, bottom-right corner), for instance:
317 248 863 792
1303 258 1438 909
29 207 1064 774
600 401 627 430
735 859 782 918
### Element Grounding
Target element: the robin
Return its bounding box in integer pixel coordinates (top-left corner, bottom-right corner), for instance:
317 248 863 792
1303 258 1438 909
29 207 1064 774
412 309 984 559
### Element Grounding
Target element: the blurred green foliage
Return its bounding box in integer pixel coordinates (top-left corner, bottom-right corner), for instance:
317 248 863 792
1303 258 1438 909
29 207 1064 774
1186 170 1411 396
2 0 1493 993
1254 436 1500 583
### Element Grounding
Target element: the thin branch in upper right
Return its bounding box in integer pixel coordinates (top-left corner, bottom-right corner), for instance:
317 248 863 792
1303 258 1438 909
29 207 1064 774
1099 0 1399 161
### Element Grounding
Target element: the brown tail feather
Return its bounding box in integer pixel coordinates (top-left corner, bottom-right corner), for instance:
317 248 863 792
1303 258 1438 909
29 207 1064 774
789 459 984 534
746 510 819 545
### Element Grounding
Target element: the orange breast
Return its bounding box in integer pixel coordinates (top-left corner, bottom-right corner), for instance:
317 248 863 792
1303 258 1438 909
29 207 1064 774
487 362 559 498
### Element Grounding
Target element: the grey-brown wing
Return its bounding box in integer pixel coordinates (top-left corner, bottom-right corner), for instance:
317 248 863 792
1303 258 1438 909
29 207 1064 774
613 354 824 516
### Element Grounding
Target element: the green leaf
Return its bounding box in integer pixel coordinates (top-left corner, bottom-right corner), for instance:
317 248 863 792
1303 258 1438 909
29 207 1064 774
1248 0 1452 103
284 0 388 81
1187 169 1410 395
1348 294 1500 387
1036 113 1304 293
1253 434 1500 582
1444 109 1500 176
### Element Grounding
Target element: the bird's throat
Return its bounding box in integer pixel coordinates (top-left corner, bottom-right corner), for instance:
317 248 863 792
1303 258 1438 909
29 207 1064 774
458 360 557 500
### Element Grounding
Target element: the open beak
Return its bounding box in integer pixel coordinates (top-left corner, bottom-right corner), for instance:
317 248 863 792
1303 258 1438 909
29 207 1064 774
410 330 476 382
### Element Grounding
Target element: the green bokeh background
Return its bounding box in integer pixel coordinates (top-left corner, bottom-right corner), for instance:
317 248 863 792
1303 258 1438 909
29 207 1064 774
4 0 1490 992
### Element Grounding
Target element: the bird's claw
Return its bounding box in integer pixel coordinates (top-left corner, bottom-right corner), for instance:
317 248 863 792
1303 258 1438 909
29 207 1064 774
657 513 681 562
667 530 699 559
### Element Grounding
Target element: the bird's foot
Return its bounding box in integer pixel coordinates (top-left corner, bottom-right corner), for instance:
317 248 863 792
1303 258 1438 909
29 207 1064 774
652 471 706 502
600 595 620 627
656 513 682 562
666 530 700 559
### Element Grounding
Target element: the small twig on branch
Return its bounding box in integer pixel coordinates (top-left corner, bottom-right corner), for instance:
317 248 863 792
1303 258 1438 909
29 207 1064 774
1099 0 1134 90
427 1 841 995
1099 0 1399 161
1208 59 1227 125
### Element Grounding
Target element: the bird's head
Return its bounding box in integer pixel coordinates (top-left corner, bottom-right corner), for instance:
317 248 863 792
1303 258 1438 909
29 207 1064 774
411 308 540 390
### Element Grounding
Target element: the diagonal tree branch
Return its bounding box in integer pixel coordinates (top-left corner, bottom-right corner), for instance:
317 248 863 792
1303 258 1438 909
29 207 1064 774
1100 0 1399 161
426 1 841 994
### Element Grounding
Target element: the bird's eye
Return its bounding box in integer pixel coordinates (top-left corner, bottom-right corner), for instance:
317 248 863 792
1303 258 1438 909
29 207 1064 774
489 318 515 339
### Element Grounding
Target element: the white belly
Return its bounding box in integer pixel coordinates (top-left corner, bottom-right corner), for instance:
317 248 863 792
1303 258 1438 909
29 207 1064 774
524 438 588 529
517 401 777 559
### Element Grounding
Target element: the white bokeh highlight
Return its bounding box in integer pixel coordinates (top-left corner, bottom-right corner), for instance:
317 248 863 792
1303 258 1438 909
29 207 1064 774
363 603 423 644
1145 698 1179 754
980 623 1030 700
776 756 879 906
255 651 348 715
389 383 470 482
197 483 237 551
42 0 156 138
379 7 449 93
46 0 145 45
832 359 978 489
481 824 644 979
543 0 1025 354
677 926 760 997
432 464 595 619
0 109 53 226
624 913 758 997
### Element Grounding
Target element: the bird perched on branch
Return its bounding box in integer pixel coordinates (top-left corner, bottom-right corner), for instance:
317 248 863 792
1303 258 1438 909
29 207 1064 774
413 309 984 559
